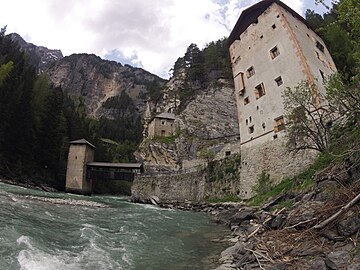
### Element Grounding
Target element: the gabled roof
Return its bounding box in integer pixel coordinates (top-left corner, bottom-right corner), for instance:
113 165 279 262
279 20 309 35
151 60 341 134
154 112 176 120
69 139 96 149
228 0 311 47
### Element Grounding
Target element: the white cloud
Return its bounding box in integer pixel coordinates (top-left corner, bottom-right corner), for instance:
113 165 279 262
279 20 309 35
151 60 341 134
0 0 317 79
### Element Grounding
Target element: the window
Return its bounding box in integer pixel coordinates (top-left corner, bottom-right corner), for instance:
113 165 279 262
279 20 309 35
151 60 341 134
262 123 266 129
246 66 255 78
316 41 324 53
272 24 276 29
249 125 254 134
161 120 166 125
270 46 280 59
225 151 231 156
244 97 250 105
274 116 285 132
275 76 283 86
255 83 266 99
238 72 245 95
161 130 166 136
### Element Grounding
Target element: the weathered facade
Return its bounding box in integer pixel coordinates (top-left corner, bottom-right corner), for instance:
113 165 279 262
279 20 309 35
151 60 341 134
227 0 336 197
65 139 95 195
147 112 176 139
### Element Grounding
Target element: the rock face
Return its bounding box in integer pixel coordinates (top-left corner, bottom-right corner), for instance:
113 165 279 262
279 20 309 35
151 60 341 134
46 53 166 118
136 77 239 172
9 33 63 73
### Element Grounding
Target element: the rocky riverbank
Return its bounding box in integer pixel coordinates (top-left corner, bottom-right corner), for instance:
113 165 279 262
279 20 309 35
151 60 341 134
133 163 360 269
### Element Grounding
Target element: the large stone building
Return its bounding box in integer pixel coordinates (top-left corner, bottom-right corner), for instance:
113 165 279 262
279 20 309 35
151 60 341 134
228 0 336 197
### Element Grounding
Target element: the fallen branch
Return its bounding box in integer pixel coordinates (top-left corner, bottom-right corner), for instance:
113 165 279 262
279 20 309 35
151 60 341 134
244 248 275 263
283 218 317 230
247 225 261 240
314 191 360 230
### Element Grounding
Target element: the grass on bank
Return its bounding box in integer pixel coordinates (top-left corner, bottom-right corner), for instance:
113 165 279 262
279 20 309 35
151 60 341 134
247 123 360 207
203 123 359 206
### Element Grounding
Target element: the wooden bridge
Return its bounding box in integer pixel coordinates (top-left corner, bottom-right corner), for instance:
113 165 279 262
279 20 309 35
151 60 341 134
65 139 143 195
86 162 144 182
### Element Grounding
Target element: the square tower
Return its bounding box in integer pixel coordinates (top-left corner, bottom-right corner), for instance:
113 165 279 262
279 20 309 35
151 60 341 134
229 0 336 147
65 139 95 195
228 0 336 197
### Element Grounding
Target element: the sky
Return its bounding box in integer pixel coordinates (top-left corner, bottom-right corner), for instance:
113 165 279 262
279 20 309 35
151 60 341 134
0 0 331 79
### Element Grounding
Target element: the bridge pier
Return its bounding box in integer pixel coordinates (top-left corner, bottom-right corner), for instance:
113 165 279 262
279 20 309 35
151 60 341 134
65 139 95 195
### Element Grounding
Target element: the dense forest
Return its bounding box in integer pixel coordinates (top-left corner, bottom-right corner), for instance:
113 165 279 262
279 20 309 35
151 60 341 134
0 27 142 191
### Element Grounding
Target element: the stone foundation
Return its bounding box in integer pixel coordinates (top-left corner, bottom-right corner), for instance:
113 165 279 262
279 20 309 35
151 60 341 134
239 137 318 198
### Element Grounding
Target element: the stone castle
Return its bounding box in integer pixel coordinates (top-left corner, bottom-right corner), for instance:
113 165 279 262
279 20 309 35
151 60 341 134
132 0 337 202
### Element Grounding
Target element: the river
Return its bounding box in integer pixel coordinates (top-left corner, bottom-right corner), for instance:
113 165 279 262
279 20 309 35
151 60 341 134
0 182 228 270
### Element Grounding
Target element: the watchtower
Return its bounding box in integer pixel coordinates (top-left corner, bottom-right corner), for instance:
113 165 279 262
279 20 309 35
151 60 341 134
65 139 95 195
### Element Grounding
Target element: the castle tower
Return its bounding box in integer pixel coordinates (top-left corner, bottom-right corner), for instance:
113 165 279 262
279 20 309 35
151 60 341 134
228 0 336 197
65 139 95 195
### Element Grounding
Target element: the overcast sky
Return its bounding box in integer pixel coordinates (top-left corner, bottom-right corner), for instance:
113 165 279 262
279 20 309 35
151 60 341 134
0 0 330 78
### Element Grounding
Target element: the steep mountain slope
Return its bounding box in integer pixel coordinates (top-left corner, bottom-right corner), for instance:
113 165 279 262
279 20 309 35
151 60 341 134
136 40 239 172
46 54 167 118
8 33 63 73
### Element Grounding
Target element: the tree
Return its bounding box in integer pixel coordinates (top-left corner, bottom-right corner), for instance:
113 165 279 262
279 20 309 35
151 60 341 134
306 0 360 76
283 82 334 152
326 73 360 123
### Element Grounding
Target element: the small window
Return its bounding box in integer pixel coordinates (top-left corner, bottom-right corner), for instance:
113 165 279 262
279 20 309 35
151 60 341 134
316 41 324 53
249 125 254 134
255 83 266 99
275 76 283 86
246 119 248 125
274 116 285 132
161 120 166 125
272 24 276 29
270 46 280 59
249 116 252 123
262 123 266 129
246 66 255 78
244 97 250 105
161 130 166 136
260 35 263 39
225 151 231 156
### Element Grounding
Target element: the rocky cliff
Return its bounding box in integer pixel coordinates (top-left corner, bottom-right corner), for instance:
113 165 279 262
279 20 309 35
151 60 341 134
136 73 239 172
9 33 63 73
46 53 166 118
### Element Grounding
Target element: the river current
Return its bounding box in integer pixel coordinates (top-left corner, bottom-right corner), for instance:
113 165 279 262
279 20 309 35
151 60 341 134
0 182 228 270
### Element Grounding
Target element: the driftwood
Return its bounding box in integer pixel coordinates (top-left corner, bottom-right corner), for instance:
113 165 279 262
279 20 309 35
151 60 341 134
283 217 318 230
314 191 360 230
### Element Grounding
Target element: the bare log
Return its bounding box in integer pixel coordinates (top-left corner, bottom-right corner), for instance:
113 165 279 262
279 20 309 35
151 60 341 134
314 191 360 230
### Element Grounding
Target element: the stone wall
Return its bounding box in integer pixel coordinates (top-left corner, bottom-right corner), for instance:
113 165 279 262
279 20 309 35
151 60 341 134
131 171 206 202
239 137 318 198
131 154 244 202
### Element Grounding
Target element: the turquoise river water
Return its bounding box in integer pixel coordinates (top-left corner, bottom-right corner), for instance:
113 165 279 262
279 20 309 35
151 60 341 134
0 182 228 270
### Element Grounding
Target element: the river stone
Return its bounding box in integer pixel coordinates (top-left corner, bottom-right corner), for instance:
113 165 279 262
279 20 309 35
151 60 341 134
337 210 360 237
308 259 327 270
268 214 287 229
327 250 351 268
286 201 323 228
229 208 257 226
